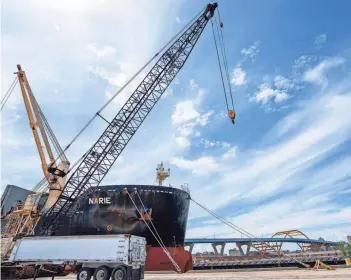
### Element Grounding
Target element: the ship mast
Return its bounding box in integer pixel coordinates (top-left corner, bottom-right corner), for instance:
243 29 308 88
156 162 170 186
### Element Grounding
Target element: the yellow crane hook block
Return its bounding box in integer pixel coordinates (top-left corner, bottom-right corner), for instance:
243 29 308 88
228 109 236 124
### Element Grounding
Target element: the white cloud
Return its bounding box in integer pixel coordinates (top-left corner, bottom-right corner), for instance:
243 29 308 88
195 110 214 126
252 83 289 105
170 80 213 149
293 55 317 70
303 57 346 87
54 24 60 32
174 136 191 149
89 65 127 87
201 139 231 149
162 88 173 98
223 147 237 159
274 75 293 90
172 100 200 124
86 43 116 58
241 41 260 61
170 156 220 175
315 33 327 46
175 17 184 24
188 77 351 223
231 67 246 86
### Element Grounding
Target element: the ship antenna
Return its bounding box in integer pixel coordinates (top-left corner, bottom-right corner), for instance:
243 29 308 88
156 162 170 186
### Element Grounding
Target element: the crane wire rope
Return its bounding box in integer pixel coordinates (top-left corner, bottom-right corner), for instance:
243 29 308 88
124 189 182 273
210 17 229 111
214 9 235 109
134 189 168 250
191 198 310 268
1 77 18 110
45 6 207 173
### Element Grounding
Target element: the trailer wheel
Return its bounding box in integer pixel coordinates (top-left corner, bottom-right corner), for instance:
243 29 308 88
77 267 93 280
111 266 126 280
93 266 111 280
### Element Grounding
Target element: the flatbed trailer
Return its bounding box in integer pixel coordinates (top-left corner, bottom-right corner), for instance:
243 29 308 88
1 234 146 280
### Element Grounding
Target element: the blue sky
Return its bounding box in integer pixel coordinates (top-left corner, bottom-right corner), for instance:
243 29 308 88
1 0 350 251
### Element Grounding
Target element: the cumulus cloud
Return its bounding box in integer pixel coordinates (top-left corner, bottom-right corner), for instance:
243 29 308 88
172 100 200 124
314 33 327 46
231 67 246 86
174 136 191 148
88 64 129 87
274 75 294 90
241 41 260 61
201 139 231 149
86 43 116 58
170 156 220 175
252 83 289 105
170 79 214 149
303 57 346 87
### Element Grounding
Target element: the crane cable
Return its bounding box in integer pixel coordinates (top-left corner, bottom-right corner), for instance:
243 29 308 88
211 18 229 111
215 8 235 110
210 11 236 124
124 189 182 273
134 189 168 250
1 77 18 110
191 198 310 268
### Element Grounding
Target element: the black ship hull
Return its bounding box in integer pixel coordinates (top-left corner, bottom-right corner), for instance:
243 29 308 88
56 185 190 248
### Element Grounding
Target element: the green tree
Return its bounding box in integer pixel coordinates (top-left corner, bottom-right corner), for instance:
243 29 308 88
337 242 351 258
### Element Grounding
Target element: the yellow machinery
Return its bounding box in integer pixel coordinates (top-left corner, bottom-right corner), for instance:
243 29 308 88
2 65 70 237
156 162 170 186
313 260 335 270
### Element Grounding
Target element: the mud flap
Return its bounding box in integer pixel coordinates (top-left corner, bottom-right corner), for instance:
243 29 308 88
139 265 145 279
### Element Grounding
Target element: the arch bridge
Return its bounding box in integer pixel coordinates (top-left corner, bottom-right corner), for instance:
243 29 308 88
184 230 338 256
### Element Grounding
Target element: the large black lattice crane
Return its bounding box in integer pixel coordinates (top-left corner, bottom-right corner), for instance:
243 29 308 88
39 3 222 236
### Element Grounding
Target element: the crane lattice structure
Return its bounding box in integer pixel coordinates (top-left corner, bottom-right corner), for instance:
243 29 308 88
39 3 220 236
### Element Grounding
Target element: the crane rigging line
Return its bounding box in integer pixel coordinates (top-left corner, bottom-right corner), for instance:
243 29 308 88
1 77 18 111
211 17 229 111
45 5 207 173
214 9 235 109
125 189 182 273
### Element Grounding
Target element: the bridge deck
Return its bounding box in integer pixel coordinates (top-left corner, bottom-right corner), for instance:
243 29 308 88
184 238 338 245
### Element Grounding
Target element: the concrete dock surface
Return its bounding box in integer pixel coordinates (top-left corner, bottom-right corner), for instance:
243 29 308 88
32 268 351 280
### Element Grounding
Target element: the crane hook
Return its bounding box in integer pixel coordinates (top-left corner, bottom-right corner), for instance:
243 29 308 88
228 109 235 124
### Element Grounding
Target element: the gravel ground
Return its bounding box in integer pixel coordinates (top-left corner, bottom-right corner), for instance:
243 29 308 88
33 268 351 280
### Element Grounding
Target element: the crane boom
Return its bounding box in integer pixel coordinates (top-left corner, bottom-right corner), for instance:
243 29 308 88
39 3 218 236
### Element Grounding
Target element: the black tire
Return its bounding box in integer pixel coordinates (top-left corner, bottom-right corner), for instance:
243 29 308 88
93 266 111 280
77 267 93 280
111 266 127 280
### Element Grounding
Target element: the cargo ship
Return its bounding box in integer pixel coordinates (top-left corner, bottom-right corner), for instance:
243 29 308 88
2 163 194 272
2 183 193 272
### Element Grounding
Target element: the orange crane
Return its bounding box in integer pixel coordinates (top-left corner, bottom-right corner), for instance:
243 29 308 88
2 65 70 236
